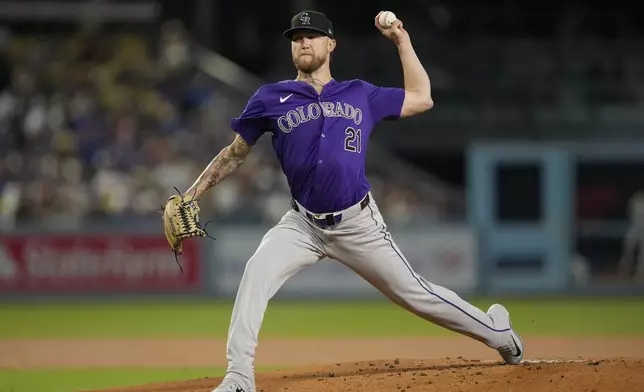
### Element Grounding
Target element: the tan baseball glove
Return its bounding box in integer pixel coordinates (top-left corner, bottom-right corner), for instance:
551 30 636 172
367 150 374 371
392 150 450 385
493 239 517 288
161 191 211 272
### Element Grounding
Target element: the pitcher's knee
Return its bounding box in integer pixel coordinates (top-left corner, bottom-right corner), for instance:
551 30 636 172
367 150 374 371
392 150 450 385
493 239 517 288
379 276 442 314
378 283 418 309
240 254 272 284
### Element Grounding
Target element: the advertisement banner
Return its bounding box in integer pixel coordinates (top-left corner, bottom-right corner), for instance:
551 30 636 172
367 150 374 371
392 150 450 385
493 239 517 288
0 234 201 293
212 225 478 298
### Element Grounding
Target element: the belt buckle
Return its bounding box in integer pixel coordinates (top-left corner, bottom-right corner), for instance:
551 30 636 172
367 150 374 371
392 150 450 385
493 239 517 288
306 213 323 224
309 212 342 228
315 214 330 226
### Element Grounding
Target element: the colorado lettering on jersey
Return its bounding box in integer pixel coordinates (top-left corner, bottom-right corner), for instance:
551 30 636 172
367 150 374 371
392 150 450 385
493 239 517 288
231 79 406 213
277 101 363 133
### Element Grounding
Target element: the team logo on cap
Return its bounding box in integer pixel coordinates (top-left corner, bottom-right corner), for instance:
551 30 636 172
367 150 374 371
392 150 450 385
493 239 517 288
300 12 311 25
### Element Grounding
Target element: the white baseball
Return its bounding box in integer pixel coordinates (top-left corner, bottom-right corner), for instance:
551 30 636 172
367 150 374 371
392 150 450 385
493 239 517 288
378 11 397 29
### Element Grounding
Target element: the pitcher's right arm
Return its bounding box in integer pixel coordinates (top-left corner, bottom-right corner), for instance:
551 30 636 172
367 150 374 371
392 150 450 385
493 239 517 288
183 85 269 199
183 134 252 199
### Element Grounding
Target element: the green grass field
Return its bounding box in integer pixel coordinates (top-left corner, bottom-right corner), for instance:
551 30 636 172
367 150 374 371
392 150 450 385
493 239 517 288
2 297 644 392
3 297 644 338
0 368 228 392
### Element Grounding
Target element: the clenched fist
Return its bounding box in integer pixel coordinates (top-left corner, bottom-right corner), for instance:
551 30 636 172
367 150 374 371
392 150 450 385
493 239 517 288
374 11 410 46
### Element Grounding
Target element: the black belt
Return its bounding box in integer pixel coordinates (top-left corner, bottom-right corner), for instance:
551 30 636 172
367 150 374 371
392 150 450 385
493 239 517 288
291 193 370 227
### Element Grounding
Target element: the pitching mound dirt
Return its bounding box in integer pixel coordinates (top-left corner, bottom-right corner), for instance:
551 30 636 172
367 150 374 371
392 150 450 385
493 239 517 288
90 358 644 392
5 337 644 391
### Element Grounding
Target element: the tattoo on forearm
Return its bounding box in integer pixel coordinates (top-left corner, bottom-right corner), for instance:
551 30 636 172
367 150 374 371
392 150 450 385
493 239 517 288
185 135 251 198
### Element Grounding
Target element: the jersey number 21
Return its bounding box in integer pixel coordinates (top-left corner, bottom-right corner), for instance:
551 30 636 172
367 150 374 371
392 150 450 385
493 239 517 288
344 127 362 153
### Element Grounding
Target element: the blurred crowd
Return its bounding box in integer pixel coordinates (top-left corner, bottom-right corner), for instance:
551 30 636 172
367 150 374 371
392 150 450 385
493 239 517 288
3 3 640 231
0 23 452 229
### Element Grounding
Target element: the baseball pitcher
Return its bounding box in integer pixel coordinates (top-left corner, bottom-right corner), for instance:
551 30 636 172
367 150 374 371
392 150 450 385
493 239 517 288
164 10 524 392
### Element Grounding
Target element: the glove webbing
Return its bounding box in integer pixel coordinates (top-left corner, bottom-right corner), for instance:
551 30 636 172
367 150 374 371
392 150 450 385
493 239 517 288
177 202 203 239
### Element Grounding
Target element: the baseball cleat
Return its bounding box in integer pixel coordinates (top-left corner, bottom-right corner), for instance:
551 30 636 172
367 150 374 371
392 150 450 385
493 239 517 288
211 378 246 392
487 303 524 365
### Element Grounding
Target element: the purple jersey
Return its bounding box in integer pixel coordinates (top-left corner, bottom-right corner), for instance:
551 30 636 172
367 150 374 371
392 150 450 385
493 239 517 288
231 79 405 214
